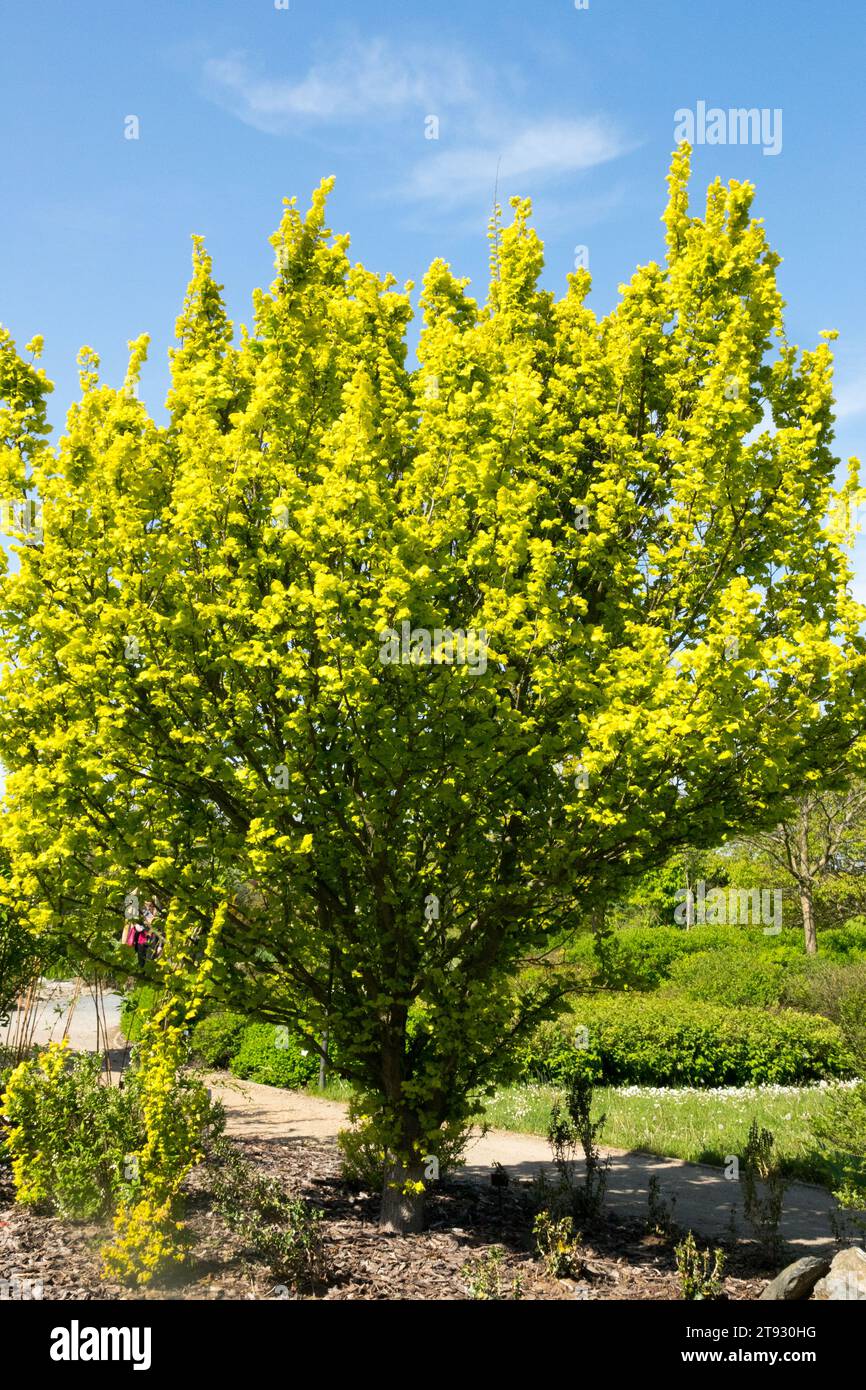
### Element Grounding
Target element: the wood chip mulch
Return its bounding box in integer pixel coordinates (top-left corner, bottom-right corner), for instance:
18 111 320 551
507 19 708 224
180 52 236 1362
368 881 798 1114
0 1136 771 1301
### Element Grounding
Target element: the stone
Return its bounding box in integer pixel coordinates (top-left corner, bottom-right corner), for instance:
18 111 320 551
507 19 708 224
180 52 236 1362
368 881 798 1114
759 1257 830 1301
812 1246 866 1300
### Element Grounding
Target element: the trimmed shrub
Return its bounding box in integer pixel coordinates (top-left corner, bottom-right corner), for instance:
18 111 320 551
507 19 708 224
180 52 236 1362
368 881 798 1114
521 994 854 1087
190 1011 248 1069
229 1023 318 1090
563 924 799 992
665 948 802 1008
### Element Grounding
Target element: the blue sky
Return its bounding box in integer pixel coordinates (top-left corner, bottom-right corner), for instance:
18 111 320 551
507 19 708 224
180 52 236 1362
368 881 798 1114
2 0 865 589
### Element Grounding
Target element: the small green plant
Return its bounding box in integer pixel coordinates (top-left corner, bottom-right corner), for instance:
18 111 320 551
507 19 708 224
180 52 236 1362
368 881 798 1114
547 1071 610 1221
740 1120 789 1260
675 1230 725 1300
461 1246 523 1300
533 1210 584 1279
210 1137 328 1292
647 1174 677 1237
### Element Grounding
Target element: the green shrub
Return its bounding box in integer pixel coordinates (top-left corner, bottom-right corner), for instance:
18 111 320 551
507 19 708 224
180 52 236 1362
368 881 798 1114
812 1082 866 1209
533 1210 584 1279
191 1011 248 1069
522 995 854 1088
229 1023 318 1090
665 947 802 1008
781 960 866 1060
817 919 866 960
461 1246 523 1300
1 1045 145 1218
1 1042 221 1222
563 924 799 992
210 1137 329 1291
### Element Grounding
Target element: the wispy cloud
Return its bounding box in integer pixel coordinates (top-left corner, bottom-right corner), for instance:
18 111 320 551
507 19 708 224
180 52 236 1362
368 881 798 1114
202 40 474 134
835 371 866 420
406 117 631 207
200 37 632 214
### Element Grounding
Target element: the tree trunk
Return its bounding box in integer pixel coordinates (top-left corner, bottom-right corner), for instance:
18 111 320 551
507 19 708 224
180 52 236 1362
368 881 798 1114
801 884 817 955
379 1156 426 1234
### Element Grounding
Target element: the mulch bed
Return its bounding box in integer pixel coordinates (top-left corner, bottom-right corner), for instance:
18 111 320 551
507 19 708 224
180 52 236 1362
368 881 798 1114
0 1136 771 1301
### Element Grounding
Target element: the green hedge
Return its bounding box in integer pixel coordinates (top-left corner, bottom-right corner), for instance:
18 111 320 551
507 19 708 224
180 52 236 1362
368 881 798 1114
190 1011 248 1069
563 924 797 991
563 919 866 994
229 1023 319 1090
665 947 805 1007
522 994 855 1087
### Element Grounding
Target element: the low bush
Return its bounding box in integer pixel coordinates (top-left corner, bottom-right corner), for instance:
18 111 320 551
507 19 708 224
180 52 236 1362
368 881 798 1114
562 918 866 997
781 961 866 1061
533 1210 585 1279
1 1044 144 1219
461 1246 523 1300
665 948 802 1008
190 1011 248 1069
522 995 854 1088
812 1081 866 1209
210 1137 328 1291
229 1023 318 1090
0 1042 221 1222
819 918 866 960
563 924 799 992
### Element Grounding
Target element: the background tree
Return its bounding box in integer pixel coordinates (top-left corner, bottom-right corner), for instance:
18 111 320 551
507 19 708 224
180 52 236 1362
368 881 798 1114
731 780 866 953
1 147 865 1231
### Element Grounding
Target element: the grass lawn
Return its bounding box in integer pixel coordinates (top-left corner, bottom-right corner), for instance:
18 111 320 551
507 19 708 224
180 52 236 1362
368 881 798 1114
480 1081 847 1187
